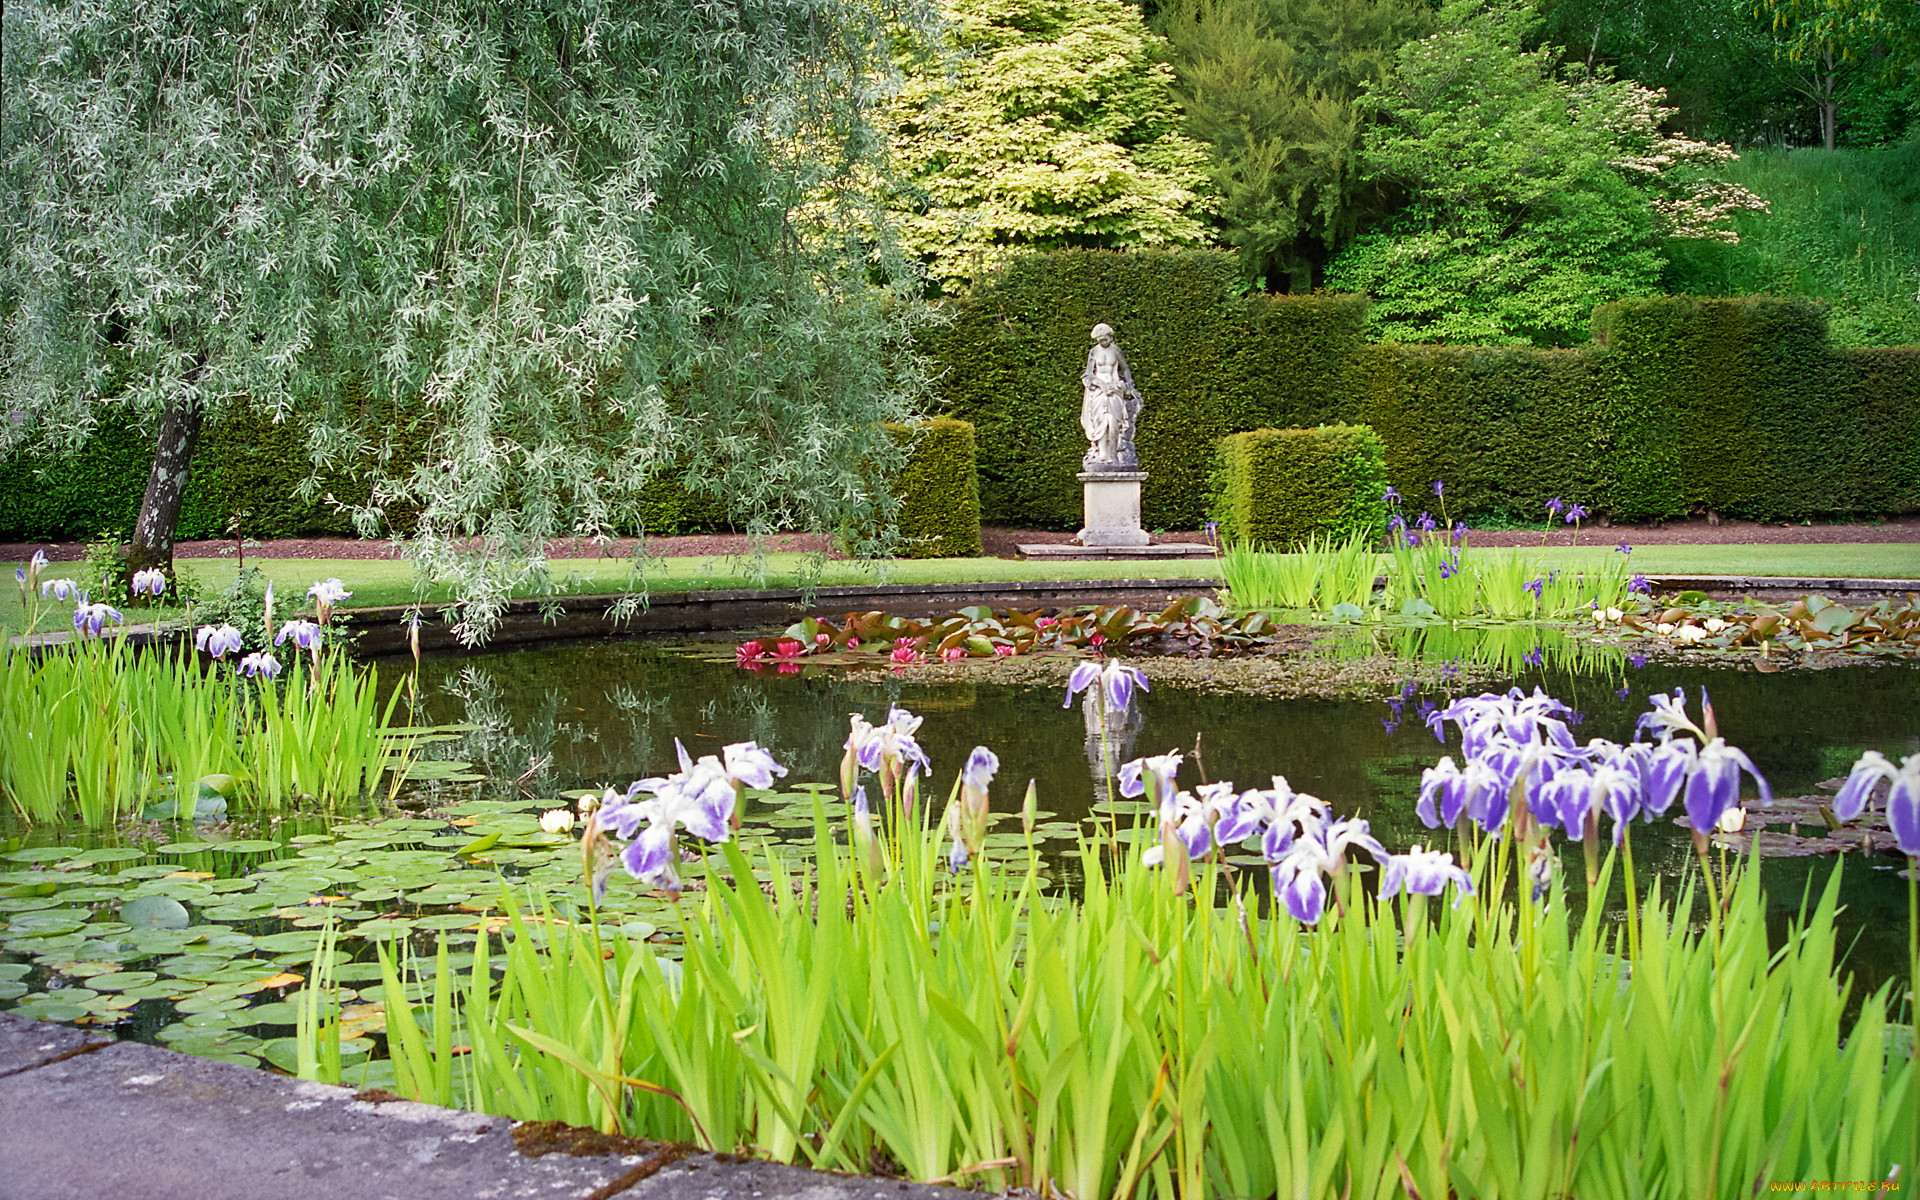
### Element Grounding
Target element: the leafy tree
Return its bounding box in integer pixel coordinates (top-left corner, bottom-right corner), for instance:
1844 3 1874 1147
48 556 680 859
1752 0 1920 148
1155 0 1433 291
1326 0 1765 345
2 0 938 639
881 0 1216 293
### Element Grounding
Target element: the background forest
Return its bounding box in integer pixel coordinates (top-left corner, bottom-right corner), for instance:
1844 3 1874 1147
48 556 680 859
883 0 1920 347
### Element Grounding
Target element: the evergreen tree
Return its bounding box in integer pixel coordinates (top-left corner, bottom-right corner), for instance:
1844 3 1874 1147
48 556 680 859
2 0 938 639
1156 0 1433 291
883 0 1216 293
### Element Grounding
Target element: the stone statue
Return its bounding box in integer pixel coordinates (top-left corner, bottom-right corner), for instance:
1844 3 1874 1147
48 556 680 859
1080 323 1143 471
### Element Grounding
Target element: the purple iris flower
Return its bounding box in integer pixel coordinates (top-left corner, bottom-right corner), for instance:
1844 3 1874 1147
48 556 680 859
1628 653 1648 668
721 742 788 790
1118 752 1182 803
962 745 1000 790
1383 487 1400 504
1065 658 1146 710
238 651 282 679
275 619 323 650
131 568 166 598
1432 480 1445 497
1379 847 1473 904
196 624 244 658
1388 513 1406 533
1564 504 1589 524
40 578 79 602
1452 521 1468 541
73 600 122 636
1628 574 1651 594
621 819 679 890
1831 753 1920 853
1524 577 1545 599
1416 512 1438 533
1616 543 1632 556
1522 646 1543 667
1546 497 1564 517
1682 740 1771 835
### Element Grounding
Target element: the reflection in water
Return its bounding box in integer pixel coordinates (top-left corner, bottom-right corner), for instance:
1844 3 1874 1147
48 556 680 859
1082 689 1146 805
381 635 1918 991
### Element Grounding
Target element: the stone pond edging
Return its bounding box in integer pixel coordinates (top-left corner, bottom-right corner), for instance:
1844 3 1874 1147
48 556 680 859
0 1010 963 1200
11 574 1916 655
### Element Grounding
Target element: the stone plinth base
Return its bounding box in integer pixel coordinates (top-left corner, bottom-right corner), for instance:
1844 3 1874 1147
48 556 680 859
1017 542 1217 561
1077 471 1150 548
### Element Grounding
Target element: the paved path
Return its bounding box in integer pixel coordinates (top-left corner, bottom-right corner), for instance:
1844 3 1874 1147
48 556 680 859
0 1012 962 1200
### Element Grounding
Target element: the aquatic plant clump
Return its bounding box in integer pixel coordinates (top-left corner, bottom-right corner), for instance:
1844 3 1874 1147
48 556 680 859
346 685 1912 1196
2 575 411 825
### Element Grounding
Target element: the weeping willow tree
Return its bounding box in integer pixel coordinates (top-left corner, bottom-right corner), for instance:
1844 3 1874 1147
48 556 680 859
1 0 939 640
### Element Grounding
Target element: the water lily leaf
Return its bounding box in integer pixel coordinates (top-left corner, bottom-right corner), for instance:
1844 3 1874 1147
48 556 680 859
1329 602 1366 622
15 998 90 1022
121 896 191 930
73 848 147 865
5 847 82 863
155 843 216 856
455 832 503 857
210 840 283 854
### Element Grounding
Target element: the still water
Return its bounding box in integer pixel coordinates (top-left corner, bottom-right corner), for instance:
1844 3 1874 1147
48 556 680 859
391 633 1919 995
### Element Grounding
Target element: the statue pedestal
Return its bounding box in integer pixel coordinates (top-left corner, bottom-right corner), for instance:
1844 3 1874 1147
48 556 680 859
1076 471 1150 548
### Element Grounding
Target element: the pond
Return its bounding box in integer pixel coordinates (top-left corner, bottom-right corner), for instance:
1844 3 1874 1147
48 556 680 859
394 631 1920 978
2 617 1916 1079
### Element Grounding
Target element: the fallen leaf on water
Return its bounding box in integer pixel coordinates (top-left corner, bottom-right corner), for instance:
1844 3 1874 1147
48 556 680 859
164 871 215 881
235 972 304 994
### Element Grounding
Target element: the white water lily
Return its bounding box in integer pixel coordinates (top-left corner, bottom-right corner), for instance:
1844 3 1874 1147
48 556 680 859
1676 624 1708 643
1703 617 1727 633
539 808 576 834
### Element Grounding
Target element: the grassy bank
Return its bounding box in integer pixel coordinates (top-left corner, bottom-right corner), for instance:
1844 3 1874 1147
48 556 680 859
4 543 1916 636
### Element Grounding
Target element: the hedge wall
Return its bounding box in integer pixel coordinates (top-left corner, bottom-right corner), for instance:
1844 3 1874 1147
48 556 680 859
928 255 1917 526
886 418 982 558
7 266 1914 543
926 249 1367 530
1588 295 1919 521
0 404 734 543
1211 424 1388 548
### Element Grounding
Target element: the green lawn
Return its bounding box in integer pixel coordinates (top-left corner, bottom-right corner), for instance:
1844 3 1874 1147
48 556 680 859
4 542 1916 637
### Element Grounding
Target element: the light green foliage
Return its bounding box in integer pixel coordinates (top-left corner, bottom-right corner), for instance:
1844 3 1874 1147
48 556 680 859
1155 0 1433 291
0 639 406 825
374 813 1912 1194
882 0 1215 292
1327 0 1755 345
2 0 941 642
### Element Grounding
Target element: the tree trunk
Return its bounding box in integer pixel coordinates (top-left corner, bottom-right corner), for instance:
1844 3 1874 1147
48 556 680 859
1820 48 1838 151
126 393 205 583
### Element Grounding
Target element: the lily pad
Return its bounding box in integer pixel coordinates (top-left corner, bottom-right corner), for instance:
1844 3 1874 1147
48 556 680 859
120 896 191 930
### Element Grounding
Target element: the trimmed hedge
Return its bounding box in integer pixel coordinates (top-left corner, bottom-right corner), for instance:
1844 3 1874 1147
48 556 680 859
1343 345 1614 522
1211 424 1388 548
1588 295 1918 521
928 255 1917 525
0 404 735 543
886 418 982 558
6 268 1914 543
926 249 1367 530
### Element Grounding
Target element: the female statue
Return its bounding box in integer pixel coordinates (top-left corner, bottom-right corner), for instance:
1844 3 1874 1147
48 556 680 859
1080 323 1143 470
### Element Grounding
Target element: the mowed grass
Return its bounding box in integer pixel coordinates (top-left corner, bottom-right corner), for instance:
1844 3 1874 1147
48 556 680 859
3 541 1916 637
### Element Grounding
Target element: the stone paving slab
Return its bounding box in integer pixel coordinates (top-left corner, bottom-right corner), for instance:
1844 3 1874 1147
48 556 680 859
0 1013 109 1078
0 1012 963 1200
